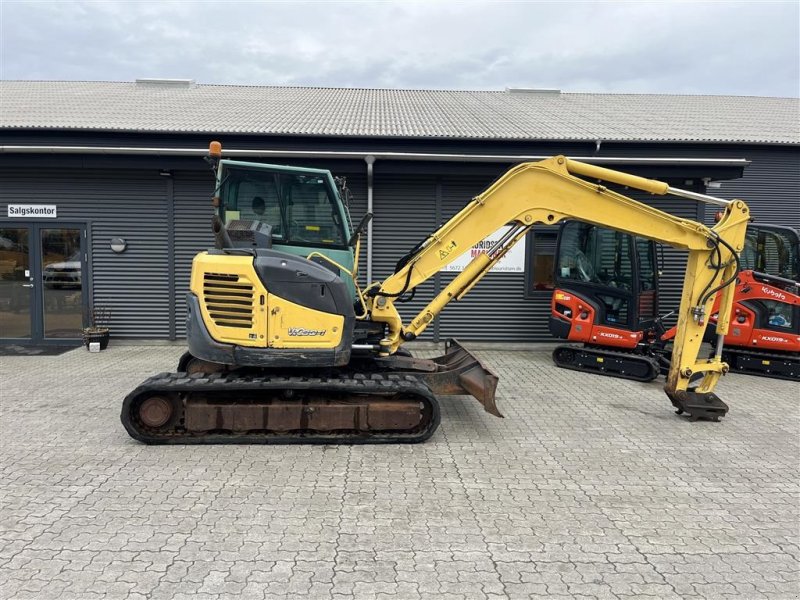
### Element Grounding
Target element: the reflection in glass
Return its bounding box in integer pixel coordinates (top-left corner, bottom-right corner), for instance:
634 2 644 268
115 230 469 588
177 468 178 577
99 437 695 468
0 227 32 338
41 229 83 338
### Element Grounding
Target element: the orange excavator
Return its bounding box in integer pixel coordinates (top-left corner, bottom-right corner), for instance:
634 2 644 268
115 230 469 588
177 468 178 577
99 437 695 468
550 222 799 382
663 224 799 380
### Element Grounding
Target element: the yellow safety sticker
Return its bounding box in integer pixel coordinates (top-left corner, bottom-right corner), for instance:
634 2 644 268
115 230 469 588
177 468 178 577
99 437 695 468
306 225 321 232
596 357 604 363
762 360 770 365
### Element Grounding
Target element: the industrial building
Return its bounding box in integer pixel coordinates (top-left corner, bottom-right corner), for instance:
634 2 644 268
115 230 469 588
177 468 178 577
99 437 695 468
0 80 797 345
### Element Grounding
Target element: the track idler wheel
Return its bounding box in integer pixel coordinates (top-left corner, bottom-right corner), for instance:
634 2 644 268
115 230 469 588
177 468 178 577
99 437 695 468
552 346 577 366
139 396 173 428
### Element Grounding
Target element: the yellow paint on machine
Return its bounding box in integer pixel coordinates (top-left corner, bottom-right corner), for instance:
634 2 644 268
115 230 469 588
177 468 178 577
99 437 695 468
190 252 343 349
268 295 343 349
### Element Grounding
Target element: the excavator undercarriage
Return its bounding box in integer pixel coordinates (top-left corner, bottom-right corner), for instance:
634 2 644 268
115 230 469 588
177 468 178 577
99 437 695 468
122 339 499 444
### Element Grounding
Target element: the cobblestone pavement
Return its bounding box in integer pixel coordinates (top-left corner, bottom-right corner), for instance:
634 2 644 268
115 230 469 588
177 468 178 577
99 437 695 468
1 345 798 600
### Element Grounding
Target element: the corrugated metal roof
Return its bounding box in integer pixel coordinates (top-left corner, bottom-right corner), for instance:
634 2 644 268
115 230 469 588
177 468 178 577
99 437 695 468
1 80 798 145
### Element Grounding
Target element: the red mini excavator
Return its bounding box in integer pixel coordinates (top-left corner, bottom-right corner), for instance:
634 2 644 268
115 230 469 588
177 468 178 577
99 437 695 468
662 224 799 381
549 221 799 382
548 220 670 381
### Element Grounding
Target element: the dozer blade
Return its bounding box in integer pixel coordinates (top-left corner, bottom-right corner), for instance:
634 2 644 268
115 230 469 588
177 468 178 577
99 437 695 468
417 338 502 417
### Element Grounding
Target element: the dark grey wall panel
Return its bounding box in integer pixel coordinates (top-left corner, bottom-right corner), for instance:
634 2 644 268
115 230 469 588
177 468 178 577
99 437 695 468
706 146 800 227
0 167 170 338
437 175 546 341
172 171 215 337
371 173 438 339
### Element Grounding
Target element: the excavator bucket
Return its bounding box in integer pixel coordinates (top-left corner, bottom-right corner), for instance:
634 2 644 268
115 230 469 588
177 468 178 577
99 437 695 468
416 339 502 417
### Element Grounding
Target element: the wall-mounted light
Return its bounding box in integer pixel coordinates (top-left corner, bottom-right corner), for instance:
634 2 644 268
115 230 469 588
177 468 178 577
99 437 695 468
110 237 127 253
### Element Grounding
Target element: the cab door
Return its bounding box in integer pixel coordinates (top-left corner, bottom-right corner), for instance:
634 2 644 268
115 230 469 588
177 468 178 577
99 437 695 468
553 221 638 331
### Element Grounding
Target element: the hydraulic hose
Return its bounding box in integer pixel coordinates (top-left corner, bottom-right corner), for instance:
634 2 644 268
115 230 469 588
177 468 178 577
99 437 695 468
700 234 741 306
697 238 723 307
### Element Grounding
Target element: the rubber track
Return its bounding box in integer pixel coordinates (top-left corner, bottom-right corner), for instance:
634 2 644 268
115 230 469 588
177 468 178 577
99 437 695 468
121 370 441 445
721 347 799 382
552 344 660 382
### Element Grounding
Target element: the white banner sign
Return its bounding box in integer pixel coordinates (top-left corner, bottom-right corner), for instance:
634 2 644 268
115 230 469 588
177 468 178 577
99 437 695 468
7 204 57 218
442 226 526 273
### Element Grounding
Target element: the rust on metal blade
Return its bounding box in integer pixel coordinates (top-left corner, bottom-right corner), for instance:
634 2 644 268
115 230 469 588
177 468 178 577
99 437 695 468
416 338 503 418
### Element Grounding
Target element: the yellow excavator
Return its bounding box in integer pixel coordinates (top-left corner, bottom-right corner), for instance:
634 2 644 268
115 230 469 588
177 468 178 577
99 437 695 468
121 142 749 444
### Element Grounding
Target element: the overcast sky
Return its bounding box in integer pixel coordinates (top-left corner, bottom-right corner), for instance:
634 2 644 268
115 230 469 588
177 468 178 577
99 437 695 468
1 1 798 96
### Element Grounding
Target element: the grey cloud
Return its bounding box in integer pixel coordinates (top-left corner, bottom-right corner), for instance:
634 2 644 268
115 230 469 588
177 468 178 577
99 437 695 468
1 0 797 96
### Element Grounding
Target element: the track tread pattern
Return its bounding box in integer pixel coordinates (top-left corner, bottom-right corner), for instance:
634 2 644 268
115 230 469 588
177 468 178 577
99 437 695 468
553 344 660 382
121 370 440 445
722 347 799 382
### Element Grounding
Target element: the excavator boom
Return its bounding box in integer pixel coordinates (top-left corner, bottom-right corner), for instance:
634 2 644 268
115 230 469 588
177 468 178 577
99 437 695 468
368 156 749 420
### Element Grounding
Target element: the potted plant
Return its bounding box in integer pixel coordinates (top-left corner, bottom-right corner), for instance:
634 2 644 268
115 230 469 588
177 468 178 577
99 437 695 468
83 305 111 351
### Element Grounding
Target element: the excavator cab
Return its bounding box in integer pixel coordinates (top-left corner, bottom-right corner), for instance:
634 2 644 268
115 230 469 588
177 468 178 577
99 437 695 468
740 223 799 281
548 220 669 381
214 159 359 300
550 220 659 335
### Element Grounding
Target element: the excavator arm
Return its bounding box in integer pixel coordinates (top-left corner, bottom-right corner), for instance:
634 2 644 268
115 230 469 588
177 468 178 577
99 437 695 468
367 156 750 420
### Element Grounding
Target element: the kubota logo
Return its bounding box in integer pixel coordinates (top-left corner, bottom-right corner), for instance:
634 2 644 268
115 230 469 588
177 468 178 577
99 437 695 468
761 286 786 301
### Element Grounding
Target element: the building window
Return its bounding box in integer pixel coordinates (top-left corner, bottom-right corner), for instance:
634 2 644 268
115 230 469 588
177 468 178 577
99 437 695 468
525 230 558 295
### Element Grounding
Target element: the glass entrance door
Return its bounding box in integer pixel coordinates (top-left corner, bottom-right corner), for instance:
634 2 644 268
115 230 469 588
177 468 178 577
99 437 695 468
41 228 84 338
0 223 87 344
0 227 33 339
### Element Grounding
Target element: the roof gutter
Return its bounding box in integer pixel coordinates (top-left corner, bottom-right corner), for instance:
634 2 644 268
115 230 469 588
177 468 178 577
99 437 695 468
0 145 751 167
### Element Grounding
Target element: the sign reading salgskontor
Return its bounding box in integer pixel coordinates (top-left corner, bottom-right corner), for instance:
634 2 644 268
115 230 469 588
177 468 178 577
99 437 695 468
7 204 57 218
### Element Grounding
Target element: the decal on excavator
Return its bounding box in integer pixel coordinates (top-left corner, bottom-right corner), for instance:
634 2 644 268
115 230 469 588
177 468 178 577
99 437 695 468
761 287 787 301
288 328 328 337
438 241 457 260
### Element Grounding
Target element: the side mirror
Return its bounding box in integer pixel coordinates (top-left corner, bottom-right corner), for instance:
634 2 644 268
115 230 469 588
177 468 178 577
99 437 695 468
348 213 373 247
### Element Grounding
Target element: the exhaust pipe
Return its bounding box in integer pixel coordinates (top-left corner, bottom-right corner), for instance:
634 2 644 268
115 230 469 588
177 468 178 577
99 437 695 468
212 215 233 250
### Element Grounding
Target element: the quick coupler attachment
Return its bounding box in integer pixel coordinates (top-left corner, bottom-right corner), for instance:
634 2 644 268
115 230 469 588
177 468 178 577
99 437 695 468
667 389 729 422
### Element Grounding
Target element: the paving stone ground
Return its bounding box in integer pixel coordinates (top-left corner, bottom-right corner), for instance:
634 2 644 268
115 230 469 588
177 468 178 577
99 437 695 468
0 344 798 600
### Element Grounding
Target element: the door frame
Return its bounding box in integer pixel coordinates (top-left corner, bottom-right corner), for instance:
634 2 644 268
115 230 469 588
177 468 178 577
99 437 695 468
0 220 89 345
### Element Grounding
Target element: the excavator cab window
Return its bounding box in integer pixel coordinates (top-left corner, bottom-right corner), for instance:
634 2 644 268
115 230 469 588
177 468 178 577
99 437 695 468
219 164 349 250
556 222 634 291
555 221 658 329
742 225 799 281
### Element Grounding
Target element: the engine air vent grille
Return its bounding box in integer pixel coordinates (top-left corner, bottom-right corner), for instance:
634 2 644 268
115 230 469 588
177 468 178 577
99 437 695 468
203 273 254 328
